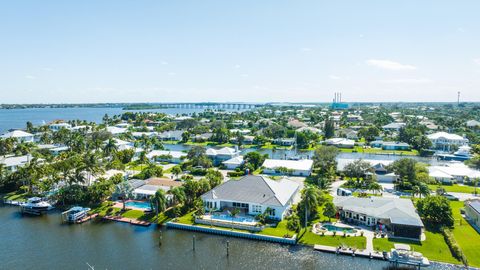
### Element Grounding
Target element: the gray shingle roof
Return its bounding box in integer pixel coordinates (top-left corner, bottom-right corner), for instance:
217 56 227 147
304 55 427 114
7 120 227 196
333 197 424 227
201 175 299 207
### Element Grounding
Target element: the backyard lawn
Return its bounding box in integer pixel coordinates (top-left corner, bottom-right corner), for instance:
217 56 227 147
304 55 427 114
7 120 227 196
299 231 367 249
373 231 459 264
450 201 480 268
339 146 418 156
260 220 295 238
428 184 477 194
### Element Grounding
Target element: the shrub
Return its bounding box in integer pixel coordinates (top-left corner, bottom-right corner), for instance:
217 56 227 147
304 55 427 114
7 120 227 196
227 171 246 177
441 227 468 266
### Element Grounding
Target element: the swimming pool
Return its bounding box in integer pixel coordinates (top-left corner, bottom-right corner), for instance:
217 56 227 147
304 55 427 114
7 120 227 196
211 214 256 223
322 224 356 233
125 201 152 210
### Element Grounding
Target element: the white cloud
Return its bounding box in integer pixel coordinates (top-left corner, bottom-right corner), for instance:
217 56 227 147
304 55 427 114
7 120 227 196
25 75 36 80
300 47 312 52
366 59 417 71
329 75 341 80
381 78 433 84
473 58 480 65
234 64 241 69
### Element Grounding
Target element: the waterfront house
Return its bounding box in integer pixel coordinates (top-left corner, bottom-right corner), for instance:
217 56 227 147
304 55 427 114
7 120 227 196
428 163 480 183
337 158 397 183
262 159 313 176
206 147 240 165
222 156 244 170
157 130 185 141
325 138 355 148
146 150 186 164
334 197 424 240
133 178 183 200
0 130 34 143
427 132 469 151
381 142 410 151
0 154 33 173
49 122 72 131
465 200 480 231
193 132 213 142
273 138 296 146
201 175 299 220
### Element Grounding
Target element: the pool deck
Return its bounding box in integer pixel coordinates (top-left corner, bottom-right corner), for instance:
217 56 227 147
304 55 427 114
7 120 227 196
103 215 151 227
113 200 151 212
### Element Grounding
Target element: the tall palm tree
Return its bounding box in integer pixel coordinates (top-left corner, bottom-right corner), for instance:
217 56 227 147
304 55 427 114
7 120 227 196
104 138 118 157
301 186 320 228
83 152 104 186
168 186 186 206
230 208 240 230
152 189 167 216
115 180 134 210
418 183 430 198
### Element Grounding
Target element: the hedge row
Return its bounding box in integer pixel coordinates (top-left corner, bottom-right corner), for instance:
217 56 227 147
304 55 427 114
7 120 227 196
441 227 468 266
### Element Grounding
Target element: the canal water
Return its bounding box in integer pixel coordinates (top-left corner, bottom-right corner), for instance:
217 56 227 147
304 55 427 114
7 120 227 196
0 207 456 270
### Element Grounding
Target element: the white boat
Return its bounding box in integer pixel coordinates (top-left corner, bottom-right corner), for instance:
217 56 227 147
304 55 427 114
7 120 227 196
20 197 54 215
62 206 91 223
386 244 430 267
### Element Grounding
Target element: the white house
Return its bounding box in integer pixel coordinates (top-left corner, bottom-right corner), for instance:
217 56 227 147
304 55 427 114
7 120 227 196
106 126 128 135
0 155 33 172
262 159 313 176
222 156 244 170
334 197 424 240
206 147 240 165
201 175 300 220
465 200 480 230
466 120 480 128
146 150 186 164
428 163 480 183
325 138 355 148
427 132 469 151
158 130 185 141
382 122 406 132
0 130 34 143
49 123 72 131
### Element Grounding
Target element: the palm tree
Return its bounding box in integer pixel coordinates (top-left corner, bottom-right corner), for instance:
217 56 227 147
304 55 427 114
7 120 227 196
114 180 134 210
230 208 240 230
412 185 420 198
104 138 118 157
24 157 44 194
301 186 320 228
83 152 104 186
418 183 430 198
152 189 167 216
368 182 383 195
168 186 186 206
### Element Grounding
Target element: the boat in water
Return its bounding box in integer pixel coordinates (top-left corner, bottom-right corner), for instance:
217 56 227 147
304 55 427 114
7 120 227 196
436 145 471 161
386 244 430 267
61 206 91 223
20 197 54 215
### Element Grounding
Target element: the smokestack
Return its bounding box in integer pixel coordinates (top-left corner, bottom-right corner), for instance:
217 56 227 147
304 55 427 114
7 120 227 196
340 93 342 103
457 91 460 106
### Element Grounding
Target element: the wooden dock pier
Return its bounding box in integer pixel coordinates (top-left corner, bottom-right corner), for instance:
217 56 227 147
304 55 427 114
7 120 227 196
103 216 151 227
313 245 385 260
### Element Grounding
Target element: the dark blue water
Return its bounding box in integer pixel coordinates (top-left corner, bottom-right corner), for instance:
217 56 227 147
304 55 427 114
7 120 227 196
0 107 238 133
0 206 455 270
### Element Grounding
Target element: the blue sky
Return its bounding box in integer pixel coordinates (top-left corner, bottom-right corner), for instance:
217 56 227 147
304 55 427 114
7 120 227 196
1 1 479 103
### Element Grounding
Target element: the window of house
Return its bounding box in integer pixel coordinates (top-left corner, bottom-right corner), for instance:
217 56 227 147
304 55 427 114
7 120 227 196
252 205 262 213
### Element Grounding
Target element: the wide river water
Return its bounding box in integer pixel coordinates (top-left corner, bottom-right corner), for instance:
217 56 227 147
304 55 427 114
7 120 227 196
0 206 456 270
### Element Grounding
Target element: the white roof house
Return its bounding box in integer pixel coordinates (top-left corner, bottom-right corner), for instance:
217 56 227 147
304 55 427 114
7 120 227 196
206 147 240 164
201 175 300 220
106 126 128 135
382 122 406 131
1 130 34 143
0 155 33 172
334 197 424 239
222 156 244 170
429 163 480 183
146 150 186 163
262 159 313 176
325 138 355 148
49 123 72 131
427 132 468 151
466 120 480 128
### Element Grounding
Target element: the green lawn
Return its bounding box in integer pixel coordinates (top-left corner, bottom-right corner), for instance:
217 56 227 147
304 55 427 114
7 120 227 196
339 146 418 156
2 191 29 202
428 184 477 194
176 211 196 225
127 163 150 171
299 231 367 249
261 220 295 238
450 201 480 267
184 141 235 147
372 231 459 264
260 143 293 150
